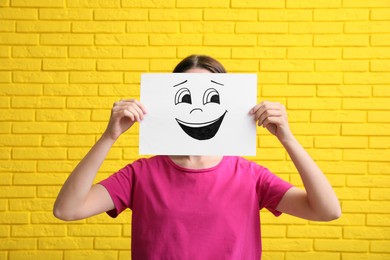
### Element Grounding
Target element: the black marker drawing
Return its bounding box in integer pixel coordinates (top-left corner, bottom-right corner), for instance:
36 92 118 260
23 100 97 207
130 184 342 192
174 80 227 141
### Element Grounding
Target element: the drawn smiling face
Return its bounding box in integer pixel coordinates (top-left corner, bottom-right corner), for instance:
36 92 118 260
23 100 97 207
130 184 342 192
173 79 228 141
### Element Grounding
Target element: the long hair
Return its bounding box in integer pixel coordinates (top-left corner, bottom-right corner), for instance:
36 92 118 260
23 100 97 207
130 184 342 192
173 55 227 73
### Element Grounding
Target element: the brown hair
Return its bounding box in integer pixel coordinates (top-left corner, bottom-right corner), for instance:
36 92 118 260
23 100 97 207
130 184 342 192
173 54 227 73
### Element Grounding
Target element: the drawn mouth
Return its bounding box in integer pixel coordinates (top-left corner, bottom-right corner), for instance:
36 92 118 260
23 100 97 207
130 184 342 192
175 110 227 140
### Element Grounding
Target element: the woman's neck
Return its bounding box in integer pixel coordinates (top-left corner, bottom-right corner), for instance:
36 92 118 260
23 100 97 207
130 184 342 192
168 155 223 170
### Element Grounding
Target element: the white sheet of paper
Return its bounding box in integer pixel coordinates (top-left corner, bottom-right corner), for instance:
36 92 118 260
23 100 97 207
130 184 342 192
139 73 257 156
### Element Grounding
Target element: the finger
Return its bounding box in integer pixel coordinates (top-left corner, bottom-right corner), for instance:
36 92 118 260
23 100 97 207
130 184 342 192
257 109 283 126
116 99 147 115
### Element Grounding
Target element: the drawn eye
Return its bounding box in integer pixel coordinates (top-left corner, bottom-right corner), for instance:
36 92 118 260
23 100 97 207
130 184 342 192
175 88 192 105
203 88 220 105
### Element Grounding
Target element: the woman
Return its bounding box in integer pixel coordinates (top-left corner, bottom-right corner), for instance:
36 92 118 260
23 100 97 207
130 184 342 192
54 55 341 259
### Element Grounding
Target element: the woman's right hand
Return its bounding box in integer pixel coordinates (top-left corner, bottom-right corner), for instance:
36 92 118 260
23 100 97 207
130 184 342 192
103 99 147 141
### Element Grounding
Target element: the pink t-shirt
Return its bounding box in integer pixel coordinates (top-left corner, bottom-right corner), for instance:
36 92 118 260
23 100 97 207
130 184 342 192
99 155 293 260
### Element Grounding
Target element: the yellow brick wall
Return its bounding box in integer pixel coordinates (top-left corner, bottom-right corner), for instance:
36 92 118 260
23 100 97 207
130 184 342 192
1 0 389 259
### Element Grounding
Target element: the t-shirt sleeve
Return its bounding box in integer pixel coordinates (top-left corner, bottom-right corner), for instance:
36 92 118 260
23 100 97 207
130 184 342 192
98 164 134 218
255 165 293 217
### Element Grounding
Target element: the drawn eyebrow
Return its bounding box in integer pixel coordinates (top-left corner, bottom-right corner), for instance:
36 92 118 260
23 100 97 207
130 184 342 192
211 80 224 86
173 80 188 88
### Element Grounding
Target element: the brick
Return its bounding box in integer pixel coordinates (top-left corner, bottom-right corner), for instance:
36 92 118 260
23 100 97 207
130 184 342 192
288 98 341 109
261 60 313 71
0 58 41 70
72 22 125 33
124 47 176 58
13 147 66 159
150 9 202 20
217 59 258 72
37 160 76 172
0 212 29 224
95 34 148 46
286 252 340 260
347 176 390 188
37 109 91 122
68 122 107 135
95 9 147 20
258 72 288 84
204 9 257 21
67 0 120 7
181 21 234 33
13 122 66 134
39 238 93 249
368 111 390 123
288 48 341 59
315 60 368 72
0 122 10 133
259 9 312 21
373 86 390 96
305 148 342 161
288 226 341 238
0 147 10 159
94 238 131 250
312 110 366 123
287 111 311 123
0 46 8 57
345 22 390 33
69 47 121 58
367 214 390 226
369 162 390 174
11 97 65 108
344 73 390 84
289 22 342 34
371 188 390 200
123 147 140 160
343 0 390 7
11 0 63 7
258 35 312 46
0 72 10 83
231 0 284 8
98 84 140 96
42 134 95 147
343 98 390 110
41 34 93 45
236 22 288 33
127 21 179 33
0 8 38 19
262 85 315 97
315 137 368 148
43 59 95 71
0 186 34 197
68 225 121 236
67 97 114 109
0 109 34 121
177 0 229 7
124 72 142 84
370 137 390 148
0 33 38 45
70 72 122 83
0 20 14 31
204 34 256 46
342 253 390 260
0 160 36 172
371 241 390 253
287 0 341 8
0 238 36 250
44 84 97 96
344 47 390 59
17 21 70 32
69 147 121 160
314 35 369 47
289 123 340 135
291 72 343 84
37 186 61 198
263 238 312 251
371 9 390 21
9 252 62 260
97 59 149 71
232 47 286 59
39 8 92 20
345 226 390 239
339 85 375 100
13 46 67 58
64 251 117 260
314 9 369 21
344 149 390 162
261 225 286 238
121 0 175 8
150 34 203 46
12 225 66 237
9 198 55 211
371 35 390 46
334 187 369 200
371 60 390 71
315 239 368 252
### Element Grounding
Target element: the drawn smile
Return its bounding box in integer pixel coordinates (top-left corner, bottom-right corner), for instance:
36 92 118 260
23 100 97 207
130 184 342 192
175 110 227 140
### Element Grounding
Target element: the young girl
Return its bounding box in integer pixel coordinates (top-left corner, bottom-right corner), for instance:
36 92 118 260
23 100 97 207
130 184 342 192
54 55 341 259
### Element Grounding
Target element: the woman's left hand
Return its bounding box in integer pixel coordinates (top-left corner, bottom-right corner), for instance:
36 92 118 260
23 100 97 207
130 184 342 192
250 101 294 143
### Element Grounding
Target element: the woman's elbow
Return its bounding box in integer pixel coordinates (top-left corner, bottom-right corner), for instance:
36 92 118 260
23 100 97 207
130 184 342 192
319 205 342 222
53 205 78 221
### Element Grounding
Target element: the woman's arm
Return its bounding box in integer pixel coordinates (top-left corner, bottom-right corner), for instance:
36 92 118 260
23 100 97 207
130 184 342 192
53 99 146 221
251 101 341 221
